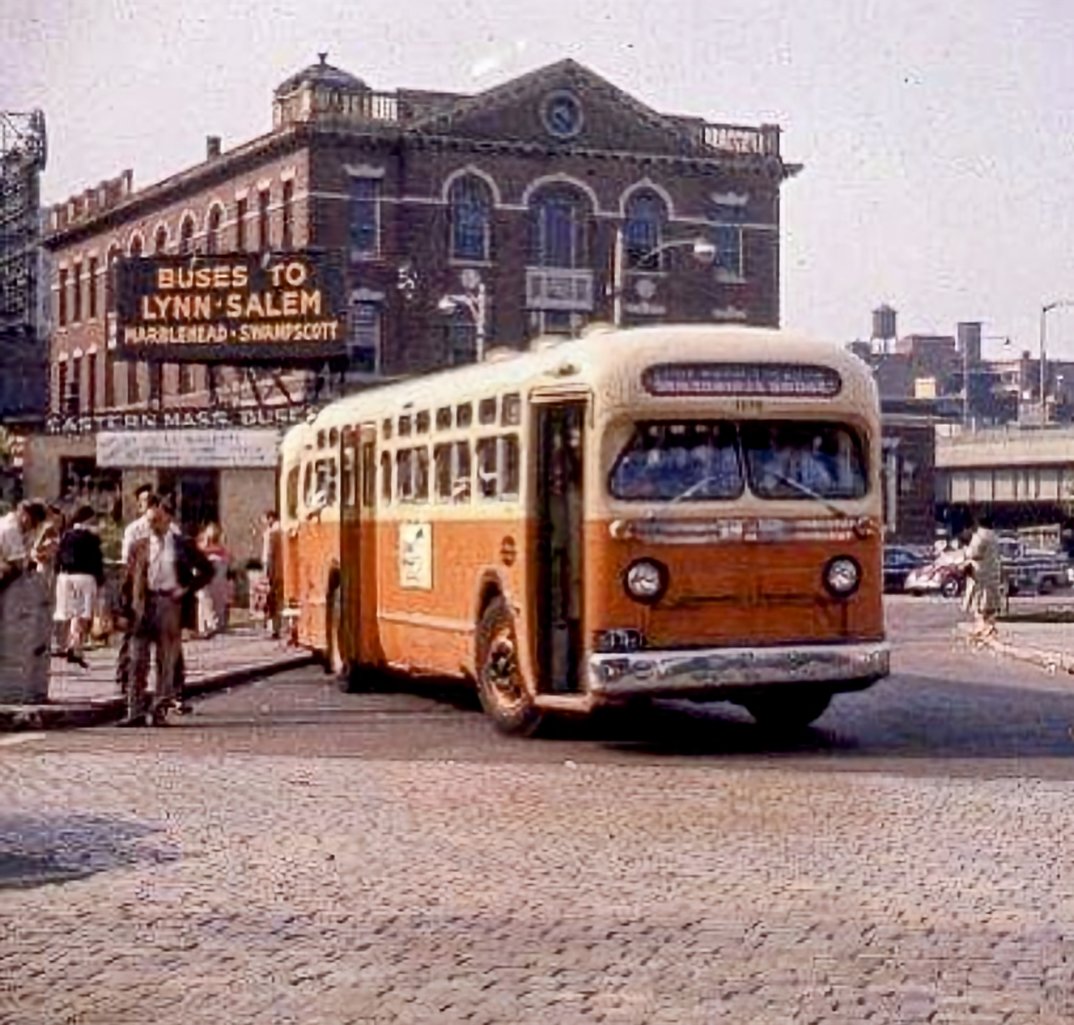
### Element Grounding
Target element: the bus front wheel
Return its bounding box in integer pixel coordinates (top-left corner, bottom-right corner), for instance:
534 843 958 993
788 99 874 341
476 597 543 736
742 687 832 731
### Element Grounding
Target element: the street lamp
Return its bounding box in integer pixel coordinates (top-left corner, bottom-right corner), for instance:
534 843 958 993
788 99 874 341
1039 300 1074 424
437 269 487 363
612 229 716 327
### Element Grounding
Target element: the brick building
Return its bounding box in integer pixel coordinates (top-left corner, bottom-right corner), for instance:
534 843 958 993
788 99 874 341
29 56 798 560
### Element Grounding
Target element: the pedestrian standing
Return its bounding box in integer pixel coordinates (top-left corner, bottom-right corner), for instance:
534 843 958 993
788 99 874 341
195 523 231 637
54 505 105 667
962 513 1003 639
260 510 283 640
0 501 49 703
118 497 213 727
116 483 156 697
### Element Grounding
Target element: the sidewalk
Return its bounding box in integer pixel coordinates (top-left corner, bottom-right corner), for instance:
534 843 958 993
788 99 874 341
962 613 1074 676
0 626 315 731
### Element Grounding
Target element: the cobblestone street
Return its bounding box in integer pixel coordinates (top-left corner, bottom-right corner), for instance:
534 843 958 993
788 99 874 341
3 597 1074 1024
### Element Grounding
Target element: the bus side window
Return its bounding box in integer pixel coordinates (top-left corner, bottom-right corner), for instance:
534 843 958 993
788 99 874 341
341 446 356 507
286 466 300 519
457 402 472 428
501 434 520 497
476 438 497 499
502 393 521 427
414 447 430 502
361 442 376 508
396 450 413 501
479 397 497 425
434 443 452 502
454 441 471 503
303 460 314 507
380 451 392 503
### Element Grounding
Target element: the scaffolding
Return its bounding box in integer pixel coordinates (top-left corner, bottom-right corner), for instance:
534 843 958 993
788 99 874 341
0 109 48 421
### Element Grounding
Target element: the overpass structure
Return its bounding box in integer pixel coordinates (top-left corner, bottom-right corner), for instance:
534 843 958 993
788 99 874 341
935 425 1074 533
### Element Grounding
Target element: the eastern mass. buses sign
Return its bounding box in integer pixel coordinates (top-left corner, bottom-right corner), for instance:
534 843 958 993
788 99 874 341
116 252 347 363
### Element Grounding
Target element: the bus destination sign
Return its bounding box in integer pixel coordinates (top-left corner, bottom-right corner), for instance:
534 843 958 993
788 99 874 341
116 252 347 364
643 362 842 398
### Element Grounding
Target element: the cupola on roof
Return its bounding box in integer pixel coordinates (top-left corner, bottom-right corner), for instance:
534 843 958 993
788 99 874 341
274 52 369 97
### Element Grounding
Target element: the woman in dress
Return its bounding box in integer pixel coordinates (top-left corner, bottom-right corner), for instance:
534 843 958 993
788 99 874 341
962 513 1003 639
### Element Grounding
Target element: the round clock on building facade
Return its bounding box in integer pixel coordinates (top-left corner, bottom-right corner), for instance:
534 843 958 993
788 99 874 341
541 91 584 139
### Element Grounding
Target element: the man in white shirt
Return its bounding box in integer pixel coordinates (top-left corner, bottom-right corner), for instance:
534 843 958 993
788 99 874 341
116 484 155 697
118 497 212 726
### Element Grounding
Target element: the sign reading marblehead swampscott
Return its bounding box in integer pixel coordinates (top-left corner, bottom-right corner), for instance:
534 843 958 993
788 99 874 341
116 252 347 363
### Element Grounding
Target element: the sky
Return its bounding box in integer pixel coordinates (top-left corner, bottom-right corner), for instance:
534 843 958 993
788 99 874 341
5 0 1074 358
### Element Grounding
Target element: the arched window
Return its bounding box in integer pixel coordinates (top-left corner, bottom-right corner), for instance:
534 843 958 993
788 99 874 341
529 184 589 268
178 215 196 254
205 205 223 254
448 176 492 262
623 190 667 270
153 225 169 254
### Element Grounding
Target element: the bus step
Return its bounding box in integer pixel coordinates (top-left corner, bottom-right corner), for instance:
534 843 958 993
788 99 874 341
534 693 595 714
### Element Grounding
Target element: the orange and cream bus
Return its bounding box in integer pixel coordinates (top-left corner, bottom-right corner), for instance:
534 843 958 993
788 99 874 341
279 324 889 735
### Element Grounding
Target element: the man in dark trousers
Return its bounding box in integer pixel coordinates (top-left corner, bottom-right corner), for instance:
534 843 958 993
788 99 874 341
118 497 213 727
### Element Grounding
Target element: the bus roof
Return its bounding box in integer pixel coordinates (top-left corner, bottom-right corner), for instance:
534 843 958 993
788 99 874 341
282 325 875 455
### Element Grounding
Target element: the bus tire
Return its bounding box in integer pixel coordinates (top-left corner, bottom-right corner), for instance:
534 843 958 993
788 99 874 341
475 596 543 736
743 688 832 731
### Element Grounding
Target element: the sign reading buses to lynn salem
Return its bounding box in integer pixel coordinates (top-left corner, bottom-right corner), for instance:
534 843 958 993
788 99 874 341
116 253 347 363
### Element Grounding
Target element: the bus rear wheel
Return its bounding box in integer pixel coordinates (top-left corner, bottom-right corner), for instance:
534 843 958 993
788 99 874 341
476 597 543 736
742 687 832 731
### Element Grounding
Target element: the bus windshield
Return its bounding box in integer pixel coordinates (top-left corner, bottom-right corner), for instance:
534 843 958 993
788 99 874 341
609 420 867 502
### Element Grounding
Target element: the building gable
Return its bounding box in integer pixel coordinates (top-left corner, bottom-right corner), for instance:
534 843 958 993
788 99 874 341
410 59 693 156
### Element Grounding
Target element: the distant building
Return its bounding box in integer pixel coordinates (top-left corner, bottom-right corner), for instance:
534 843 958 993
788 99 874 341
0 110 48 427
30 56 800 556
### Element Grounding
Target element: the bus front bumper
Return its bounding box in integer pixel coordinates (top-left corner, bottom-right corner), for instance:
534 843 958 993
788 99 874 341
587 642 890 700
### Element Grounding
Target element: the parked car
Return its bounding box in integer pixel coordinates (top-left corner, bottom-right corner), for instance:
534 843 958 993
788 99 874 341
905 551 967 598
883 545 931 593
997 537 1071 595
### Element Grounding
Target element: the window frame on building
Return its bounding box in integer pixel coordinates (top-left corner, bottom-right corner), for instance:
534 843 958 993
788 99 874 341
281 179 294 250
623 190 667 271
87 254 99 319
348 177 380 259
530 184 590 268
257 188 271 252
178 214 196 254
235 195 248 251
347 300 381 376
448 175 493 263
71 259 82 323
205 204 223 254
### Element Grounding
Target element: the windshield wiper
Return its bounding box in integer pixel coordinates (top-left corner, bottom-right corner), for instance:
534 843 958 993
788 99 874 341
670 474 736 503
766 470 849 518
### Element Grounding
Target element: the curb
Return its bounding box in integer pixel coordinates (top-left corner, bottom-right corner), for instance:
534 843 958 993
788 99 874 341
0 652 315 732
962 630 1074 676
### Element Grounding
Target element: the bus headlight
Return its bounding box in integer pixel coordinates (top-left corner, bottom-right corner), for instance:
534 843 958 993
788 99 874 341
624 559 668 604
824 556 861 597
